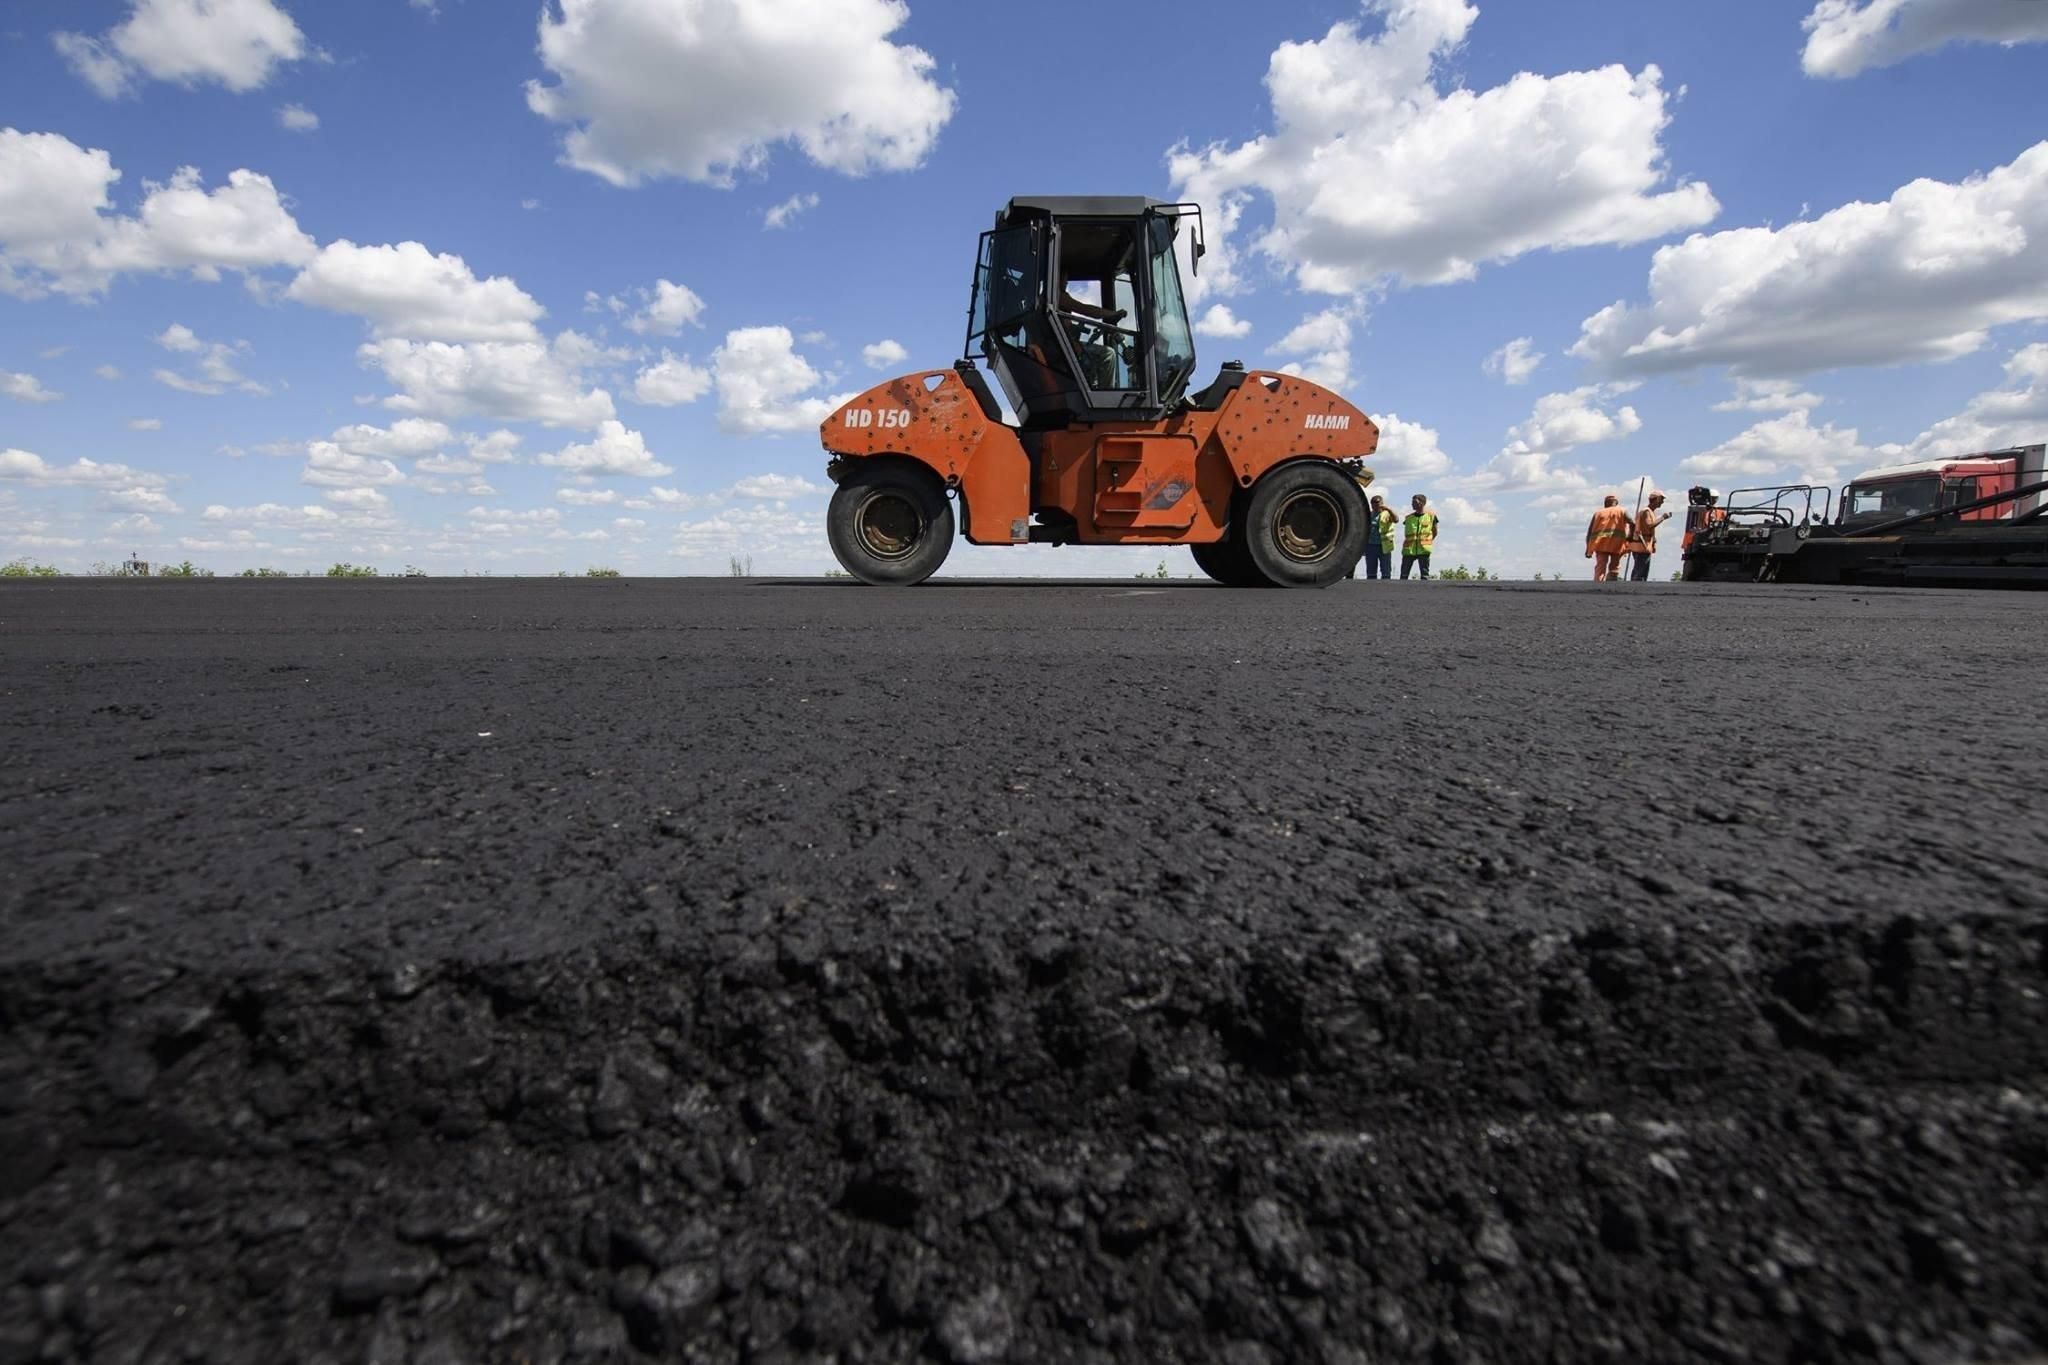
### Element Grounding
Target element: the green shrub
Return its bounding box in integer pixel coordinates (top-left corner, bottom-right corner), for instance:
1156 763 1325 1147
586 566 622 578
158 560 212 578
326 562 379 578
238 567 292 577
1 559 61 577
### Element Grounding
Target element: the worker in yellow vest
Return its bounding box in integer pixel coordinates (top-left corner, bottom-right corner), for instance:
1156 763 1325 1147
1585 494 1632 581
1347 494 1398 579
1400 494 1440 580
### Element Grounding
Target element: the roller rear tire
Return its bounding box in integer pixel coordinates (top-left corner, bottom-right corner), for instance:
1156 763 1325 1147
1190 527 1265 587
1240 463 1369 589
827 462 955 586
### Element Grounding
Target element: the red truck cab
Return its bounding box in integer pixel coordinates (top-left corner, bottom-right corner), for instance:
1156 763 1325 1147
1840 454 2023 526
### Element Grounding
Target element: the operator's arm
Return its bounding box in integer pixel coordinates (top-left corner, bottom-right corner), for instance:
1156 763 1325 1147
1060 291 1125 324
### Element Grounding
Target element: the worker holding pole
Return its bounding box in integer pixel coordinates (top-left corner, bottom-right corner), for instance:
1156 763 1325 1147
1585 494 1632 581
1631 491 1673 581
1619 478 1649 576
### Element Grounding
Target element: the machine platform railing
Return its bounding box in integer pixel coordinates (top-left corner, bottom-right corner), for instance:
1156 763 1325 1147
1722 484 1832 529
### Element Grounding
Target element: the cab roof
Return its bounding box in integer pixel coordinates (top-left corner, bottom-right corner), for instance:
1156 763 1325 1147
998 196 1172 225
1850 453 2014 482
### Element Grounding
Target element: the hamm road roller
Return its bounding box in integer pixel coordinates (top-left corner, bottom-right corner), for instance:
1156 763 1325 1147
821 196 1379 587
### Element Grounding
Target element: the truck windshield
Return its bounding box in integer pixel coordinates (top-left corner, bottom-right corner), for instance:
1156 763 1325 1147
1845 476 1938 520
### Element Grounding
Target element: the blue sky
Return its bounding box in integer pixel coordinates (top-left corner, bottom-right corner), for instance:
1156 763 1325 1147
4 0 2046 576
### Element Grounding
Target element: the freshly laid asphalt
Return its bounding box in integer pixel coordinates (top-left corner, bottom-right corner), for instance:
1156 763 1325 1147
1 577 2044 1363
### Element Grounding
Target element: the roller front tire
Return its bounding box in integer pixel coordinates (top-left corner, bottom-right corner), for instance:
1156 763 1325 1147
827 463 955 586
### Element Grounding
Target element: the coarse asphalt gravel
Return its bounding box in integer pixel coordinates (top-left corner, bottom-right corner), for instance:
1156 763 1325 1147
1 576 2044 1364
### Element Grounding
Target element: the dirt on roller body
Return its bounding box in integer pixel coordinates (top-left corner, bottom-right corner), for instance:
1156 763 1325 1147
1 578 2044 1364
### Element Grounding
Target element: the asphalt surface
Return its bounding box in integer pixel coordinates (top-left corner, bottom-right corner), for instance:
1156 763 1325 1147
1 577 2044 1363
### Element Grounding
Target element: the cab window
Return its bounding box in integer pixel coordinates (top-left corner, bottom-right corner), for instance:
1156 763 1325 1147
1054 222 1141 393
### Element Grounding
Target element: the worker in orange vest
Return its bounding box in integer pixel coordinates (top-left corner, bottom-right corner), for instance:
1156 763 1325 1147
1630 491 1673 581
1585 494 1632 581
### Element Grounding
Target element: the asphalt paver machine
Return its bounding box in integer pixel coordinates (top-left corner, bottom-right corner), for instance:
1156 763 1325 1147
1681 444 2048 588
821 197 1380 586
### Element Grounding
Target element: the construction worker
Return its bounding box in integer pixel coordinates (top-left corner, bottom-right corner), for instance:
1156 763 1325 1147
1348 494 1397 579
1400 494 1439 580
1585 494 1632 581
1630 491 1673 581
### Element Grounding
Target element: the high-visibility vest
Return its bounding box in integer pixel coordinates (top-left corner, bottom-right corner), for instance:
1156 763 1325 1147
1403 511 1437 554
1588 506 1630 553
1682 507 1725 554
1374 509 1397 551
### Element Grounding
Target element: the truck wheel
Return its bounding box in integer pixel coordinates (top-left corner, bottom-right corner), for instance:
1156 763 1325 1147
1191 528 1264 587
1240 462 1369 588
828 462 955 585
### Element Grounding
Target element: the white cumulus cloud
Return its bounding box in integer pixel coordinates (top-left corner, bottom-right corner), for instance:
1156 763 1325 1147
56 0 306 98
730 473 824 499
632 351 713 406
359 336 617 428
1678 409 1874 487
288 241 546 343
106 486 182 514
3 372 62 404
278 103 319 132
1365 412 1453 481
1713 378 1825 413
1169 0 1717 296
0 132 315 298
203 501 393 530
1482 337 1543 385
153 323 267 395
1895 342 2048 461
327 419 456 460
537 420 673 477
1193 304 1252 340
0 450 167 487
1462 384 1641 491
624 279 706 336
1572 141 2048 378
526 0 958 187
711 325 851 435
303 443 407 489
1270 308 1353 390
1437 495 1498 526
860 338 908 370
1801 0 2048 78
764 192 819 230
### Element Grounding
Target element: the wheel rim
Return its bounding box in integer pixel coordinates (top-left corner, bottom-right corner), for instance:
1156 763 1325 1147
1272 489 1344 563
857 491 924 561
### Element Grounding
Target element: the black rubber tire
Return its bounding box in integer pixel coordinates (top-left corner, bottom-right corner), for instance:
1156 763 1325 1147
1190 526 1265 587
827 462 956 586
1240 462 1370 588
